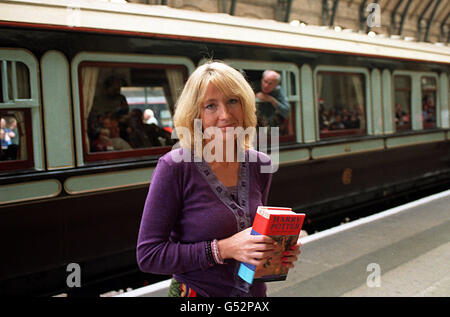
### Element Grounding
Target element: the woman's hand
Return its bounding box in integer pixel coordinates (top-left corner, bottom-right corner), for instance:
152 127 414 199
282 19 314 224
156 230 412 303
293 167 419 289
217 228 279 266
280 242 302 269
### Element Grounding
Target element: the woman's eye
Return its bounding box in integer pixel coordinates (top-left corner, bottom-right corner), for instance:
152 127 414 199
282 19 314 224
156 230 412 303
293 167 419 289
228 98 239 105
205 104 217 111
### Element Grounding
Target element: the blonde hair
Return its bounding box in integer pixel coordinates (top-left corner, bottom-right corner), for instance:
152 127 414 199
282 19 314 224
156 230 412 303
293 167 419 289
173 61 257 151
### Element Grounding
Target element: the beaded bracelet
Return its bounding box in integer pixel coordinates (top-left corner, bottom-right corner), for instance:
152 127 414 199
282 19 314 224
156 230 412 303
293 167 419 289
205 240 215 266
211 239 224 265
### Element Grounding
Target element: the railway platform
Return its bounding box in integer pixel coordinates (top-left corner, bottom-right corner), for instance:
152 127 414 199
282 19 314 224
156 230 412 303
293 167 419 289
117 189 450 297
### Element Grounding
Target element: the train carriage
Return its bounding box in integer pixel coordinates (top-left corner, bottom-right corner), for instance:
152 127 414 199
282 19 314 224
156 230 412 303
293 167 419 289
0 0 449 295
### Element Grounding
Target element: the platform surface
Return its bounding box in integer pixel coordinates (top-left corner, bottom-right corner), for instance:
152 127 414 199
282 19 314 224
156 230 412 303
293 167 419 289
267 190 450 297
117 189 450 297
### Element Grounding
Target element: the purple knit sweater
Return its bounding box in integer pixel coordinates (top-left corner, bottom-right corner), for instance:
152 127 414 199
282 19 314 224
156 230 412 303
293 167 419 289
136 147 272 297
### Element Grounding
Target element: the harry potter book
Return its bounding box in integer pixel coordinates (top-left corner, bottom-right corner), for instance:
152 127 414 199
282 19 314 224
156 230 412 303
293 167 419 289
238 206 305 284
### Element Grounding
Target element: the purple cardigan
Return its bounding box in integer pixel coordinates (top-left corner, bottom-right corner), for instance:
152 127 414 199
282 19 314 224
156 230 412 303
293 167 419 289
136 148 272 297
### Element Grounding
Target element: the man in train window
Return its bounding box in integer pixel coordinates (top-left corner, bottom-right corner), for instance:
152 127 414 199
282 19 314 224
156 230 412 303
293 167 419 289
93 75 130 118
255 70 290 131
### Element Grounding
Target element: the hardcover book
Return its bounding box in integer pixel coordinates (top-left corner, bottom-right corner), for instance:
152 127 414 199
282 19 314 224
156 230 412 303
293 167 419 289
238 206 305 284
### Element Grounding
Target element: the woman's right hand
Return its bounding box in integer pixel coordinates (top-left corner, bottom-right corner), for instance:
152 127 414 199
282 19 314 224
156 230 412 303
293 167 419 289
217 228 279 266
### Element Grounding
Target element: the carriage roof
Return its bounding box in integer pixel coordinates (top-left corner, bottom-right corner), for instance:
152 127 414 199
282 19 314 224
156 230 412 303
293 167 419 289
1 0 449 64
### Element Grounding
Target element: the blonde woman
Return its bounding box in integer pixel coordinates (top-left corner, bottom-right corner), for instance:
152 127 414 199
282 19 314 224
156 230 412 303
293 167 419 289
137 61 301 297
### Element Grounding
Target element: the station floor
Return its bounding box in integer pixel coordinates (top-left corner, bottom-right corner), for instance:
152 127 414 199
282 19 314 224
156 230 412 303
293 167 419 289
267 189 450 297
118 189 450 297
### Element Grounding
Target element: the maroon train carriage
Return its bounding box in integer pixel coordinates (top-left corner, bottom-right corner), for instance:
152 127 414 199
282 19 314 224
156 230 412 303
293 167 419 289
0 1 448 295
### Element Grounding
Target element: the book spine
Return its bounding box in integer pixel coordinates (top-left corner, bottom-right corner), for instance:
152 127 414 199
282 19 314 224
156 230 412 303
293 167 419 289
238 212 268 284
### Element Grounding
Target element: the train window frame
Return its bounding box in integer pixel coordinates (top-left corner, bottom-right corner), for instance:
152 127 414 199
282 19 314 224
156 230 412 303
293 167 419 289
217 59 301 144
0 48 43 171
392 70 440 131
313 66 371 140
71 52 195 166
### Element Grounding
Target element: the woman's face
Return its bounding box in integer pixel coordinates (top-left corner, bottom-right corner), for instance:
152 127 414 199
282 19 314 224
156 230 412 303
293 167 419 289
200 82 244 140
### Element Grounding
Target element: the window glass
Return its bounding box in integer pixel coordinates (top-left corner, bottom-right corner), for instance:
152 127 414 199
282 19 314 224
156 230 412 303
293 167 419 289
16 62 31 99
289 72 297 96
80 63 186 158
317 72 366 138
0 60 31 102
0 110 28 162
243 69 295 140
6 61 12 102
421 76 437 129
394 75 411 131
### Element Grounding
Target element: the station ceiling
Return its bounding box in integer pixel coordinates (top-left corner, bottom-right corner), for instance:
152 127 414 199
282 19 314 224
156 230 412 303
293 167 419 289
127 0 449 44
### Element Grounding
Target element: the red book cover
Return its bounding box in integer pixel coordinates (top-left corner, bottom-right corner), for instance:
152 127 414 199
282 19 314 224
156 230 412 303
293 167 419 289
238 206 305 284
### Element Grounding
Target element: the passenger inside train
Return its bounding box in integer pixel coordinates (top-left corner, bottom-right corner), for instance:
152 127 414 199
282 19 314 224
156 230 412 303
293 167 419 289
241 69 293 138
316 72 366 138
0 115 19 161
84 67 178 153
254 70 290 130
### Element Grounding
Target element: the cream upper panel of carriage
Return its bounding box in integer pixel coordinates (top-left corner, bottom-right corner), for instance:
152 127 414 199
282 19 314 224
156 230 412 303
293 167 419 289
1 0 449 64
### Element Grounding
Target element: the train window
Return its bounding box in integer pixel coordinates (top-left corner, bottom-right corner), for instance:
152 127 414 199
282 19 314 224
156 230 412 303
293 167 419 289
79 62 187 161
421 77 437 129
394 75 412 131
317 72 366 139
0 109 33 170
0 49 43 171
15 62 31 99
0 60 31 102
241 69 296 142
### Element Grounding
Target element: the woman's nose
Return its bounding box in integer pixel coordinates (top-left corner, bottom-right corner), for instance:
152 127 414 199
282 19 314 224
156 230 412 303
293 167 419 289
218 103 231 119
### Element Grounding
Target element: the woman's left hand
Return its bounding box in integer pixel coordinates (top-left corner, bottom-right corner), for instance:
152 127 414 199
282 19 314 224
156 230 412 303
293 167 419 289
280 242 302 269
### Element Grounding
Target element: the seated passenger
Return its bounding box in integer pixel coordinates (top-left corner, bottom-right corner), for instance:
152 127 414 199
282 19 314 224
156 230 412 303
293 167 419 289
93 128 114 152
329 114 345 130
103 117 132 151
348 113 360 129
143 109 159 126
91 75 130 119
0 117 18 160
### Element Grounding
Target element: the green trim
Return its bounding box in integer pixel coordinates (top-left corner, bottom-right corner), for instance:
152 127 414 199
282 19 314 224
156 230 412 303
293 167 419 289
382 69 394 134
371 69 383 135
41 50 75 169
386 131 446 148
311 139 384 159
64 167 154 194
277 148 310 166
300 64 316 143
0 179 61 205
